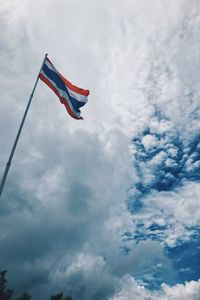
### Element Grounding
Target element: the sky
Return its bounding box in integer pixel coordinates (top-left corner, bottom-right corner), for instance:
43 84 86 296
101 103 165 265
0 1 200 299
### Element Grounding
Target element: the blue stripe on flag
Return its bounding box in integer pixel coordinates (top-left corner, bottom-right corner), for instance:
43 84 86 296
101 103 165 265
42 64 85 113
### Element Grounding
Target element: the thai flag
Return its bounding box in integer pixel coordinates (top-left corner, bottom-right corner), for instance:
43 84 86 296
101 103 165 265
39 57 89 120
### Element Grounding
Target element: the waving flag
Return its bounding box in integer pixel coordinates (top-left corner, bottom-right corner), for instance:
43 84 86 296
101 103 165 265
39 57 89 119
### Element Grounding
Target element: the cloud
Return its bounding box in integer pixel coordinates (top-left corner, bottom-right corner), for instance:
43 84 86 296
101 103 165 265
126 113 200 248
111 275 200 300
0 0 200 299
0 127 134 299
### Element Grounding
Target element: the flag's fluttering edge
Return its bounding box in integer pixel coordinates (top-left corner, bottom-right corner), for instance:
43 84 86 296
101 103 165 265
39 57 89 119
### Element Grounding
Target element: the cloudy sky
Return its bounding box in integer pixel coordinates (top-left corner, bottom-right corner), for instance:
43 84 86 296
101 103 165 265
0 1 200 299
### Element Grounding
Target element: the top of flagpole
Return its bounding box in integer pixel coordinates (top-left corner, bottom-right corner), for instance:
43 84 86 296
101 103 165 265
37 53 48 80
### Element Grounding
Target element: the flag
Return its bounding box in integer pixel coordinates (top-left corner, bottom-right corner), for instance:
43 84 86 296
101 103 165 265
39 57 89 120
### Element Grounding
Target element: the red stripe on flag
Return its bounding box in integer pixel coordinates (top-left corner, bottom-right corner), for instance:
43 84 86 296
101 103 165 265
39 74 83 120
46 57 90 96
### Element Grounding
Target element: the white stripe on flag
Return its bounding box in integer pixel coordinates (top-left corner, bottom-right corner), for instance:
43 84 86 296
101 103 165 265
40 70 81 118
44 60 88 103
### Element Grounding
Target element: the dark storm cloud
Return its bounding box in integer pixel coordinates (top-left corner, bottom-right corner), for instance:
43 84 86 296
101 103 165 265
0 128 133 300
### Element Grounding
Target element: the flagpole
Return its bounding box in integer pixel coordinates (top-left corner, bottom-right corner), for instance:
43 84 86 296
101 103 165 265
0 53 48 198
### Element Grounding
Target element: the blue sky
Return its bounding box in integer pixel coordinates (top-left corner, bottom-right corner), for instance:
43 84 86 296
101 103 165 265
0 1 200 299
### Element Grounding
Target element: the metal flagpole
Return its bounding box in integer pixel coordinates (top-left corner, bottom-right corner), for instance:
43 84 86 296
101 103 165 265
0 53 48 198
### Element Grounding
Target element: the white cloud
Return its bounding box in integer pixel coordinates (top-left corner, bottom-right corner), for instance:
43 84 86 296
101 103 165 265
160 280 200 300
142 134 158 151
111 275 200 300
110 275 151 300
131 181 200 247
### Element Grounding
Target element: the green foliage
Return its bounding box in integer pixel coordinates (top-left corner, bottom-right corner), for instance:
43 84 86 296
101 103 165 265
0 270 13 300
51 292 73 300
